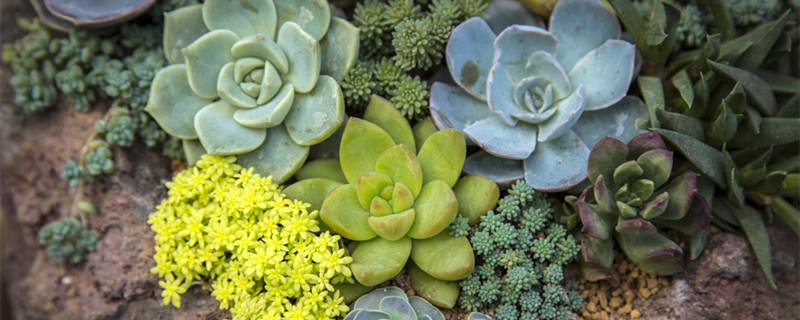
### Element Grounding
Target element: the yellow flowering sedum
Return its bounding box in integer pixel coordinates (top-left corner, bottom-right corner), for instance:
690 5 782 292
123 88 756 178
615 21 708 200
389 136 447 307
148 155 353 319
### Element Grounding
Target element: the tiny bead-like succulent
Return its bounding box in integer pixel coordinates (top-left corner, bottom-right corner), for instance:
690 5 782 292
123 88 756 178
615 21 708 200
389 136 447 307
38 218 99 263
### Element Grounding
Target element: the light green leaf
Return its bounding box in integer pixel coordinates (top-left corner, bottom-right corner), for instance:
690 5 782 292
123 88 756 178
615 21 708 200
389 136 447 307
374 145 423 198
284 75 345 145
163 4 208 65
194 100 266 155
410 232 474 281
276 21 321 93
283 178 343 213
145 65 213 139
319 17 359 82
340 118 397 184
417 129 466 188
368 209 415 241
182 139 206 165
182 29 238 99
407 180 457 239
319 184 376 241
357 172 394 210
202 0 277 38
407 262 459 309
293 159 346 183
452 175 499 226
351 237 411 286
236 125 309 183
364 95 415 151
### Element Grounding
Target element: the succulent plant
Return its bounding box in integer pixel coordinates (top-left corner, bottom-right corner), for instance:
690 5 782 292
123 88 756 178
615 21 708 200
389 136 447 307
145 0 359 183
29 0 156 32
565 132 712 279
430 0 648 190
343 286 445 320
286 95 499 308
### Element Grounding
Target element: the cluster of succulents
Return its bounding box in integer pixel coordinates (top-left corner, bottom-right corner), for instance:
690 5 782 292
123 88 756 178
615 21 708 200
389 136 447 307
286 95 499 308
341 0 491 120
148 155 353 318
431 0 648 190
458 180 582 320
38 217 99 264
146 0 359 183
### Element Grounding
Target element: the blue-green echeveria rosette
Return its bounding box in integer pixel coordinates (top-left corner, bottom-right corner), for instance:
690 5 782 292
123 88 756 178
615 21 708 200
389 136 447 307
430 0 648 191
145 0 359 183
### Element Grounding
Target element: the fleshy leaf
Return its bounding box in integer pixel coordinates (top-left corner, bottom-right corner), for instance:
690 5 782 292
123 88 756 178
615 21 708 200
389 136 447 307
549 0 621 72
593 175 616 213
163 5 208 65
580 233 614 275
524 130 590 191
369 209 415 241
626 131 667 158
231 33 289 73
636 149 672 188
340 118 397 184
486 62 527 126
452 175 499 226
319 184 377 241
463 117 537 160
572 96 648 148
708 60 777 116
233 84 294 128
537 85 585 141
392 183 414 213
283 178 343 213
364 95 415 150
379 296 417 320
276 22 321 93
524 51 571 99
202 0 277 38
374 145 423 197
407 181 458 239
658 172 698 221
615 230 684 275
728 118 800 148
217 61 257 108
411 232 474 281
493 24 557 82
417 129 466 187
656 129 726 187
429 82 498 133
273 0 330 40
284 75 345 145
194 100 266 155
407 296 446 320
462 151 524 188
640 191 669 220
319 17 359 82
236 125 309 183
446 17 496 100
182 29 239 99
567 39 634 111
413 117 438 153
182 139 206 165
145 65 213 139
351 237 412 286
587 136 628 185
353 286 408 310
654 193 711 235
407 262 460 310
357 172 395 210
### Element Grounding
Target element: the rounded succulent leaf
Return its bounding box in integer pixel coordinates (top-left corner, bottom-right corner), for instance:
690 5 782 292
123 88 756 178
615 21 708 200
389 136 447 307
357 172 395 210
374 145 423 198
284 75 345 145
406 262 460 309
417 129 466 188
446 17 496 100
353 286 408 310
351 237 412 286
145 65 212 139
462 151 524 188
276 21 321 93
464 116 538 160
612 160 644 187
571 96 648 147
587 136 628 184
319 184 376 241
548 0 621 72
413 117 438 153
182 139 206 165
340 118 397 184
493 24 557 82
523 130 590 191
320 17 359 82
194 100 266 155
273 0 330 40
407 180 457 239
536 85 585 142
364 95 416 151
410 232 474 281
163 5 208 65
487 62 527 126
233 84 294 128
636 149 673 189
467 313 492 320
567 39 634 111
523 51 571 100
202 0 277 39
452 175 500 226
391 183 415 213
407 296 446 320
368 209 415 241
231 33 289 73
283 178 343 213
659 172 700 221
182 29 239 99
236 125 309 183
429 82 498 134
379 296 417 320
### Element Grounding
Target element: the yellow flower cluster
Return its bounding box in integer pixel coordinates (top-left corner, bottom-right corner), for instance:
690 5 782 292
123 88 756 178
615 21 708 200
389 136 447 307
148 155 354 319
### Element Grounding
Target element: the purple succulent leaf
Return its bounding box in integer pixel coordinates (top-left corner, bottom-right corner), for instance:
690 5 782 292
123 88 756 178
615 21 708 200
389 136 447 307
654 193 712 235
493 25 557 83
577 186 615 239
549 0 621 72
614 231 684 275
571 96 648 148
580 234 615 279
587 136 628 185
429 82 497 134
537 85 585 142
487 62 526 126
636 149 673 189
640 191 669 220
524 130 590 191
615 218 658 235
446 17 497 101
626 131 668 159
462 151 524 189
593 175 616 213
659 172 699 221
463 117 537 160
524 51 571 100
567 39 635 111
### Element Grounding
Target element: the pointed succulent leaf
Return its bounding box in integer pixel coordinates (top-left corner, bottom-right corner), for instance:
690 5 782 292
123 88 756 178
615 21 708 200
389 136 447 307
655 108 705 141
658 172 699 221
537 86 585 142
182 29 238 99
370 197 393 217
549 0 621 72
707 100 739 147
493 25 557 82
524 130 590 191
392 183 414 213
320 184 376 241
351 237 412 286
742 107 763 135
429 82 498 133
340 118 397 184
277 22 321 93
572 96 648 148
163 5 208 65
357 172 395 210
577 187 616 239
616 200 637 218
580 234 614 276
728 118 800 148
182 139 206 165
462 151 524 188
446 17 496 100
411 232 474 281
202 0 277 37
233 84 294 128
671 69 694 109
722 149 745 207
615 218 658 235
708 60 777 116
369 209 415 241
641 191 669 220
615 231 684 275
284 75 345 145
146 65 212 139
273 0 330 40
417 129 466 187
379 296 416 320
723 82 747 114
364 96 415 150
636 149 672 189
237 125 309 183
656 129 726 187
284 178 342 213
636 76 664 128
374 145 423 198
452 175 500 226
655 193 711 235
567 40 634 111
194 100 266 155
353 286 408 310
593 175 616 213
231 33 289 73
587 136 628 185
464 117 537 160
406 262 460 309
719 198 776 288
408 296 446 320
724 11 790 72
319 17 358 82
407 180 458 239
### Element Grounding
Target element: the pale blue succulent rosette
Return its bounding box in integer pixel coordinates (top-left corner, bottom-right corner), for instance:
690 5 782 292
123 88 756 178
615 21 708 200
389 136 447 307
430 0 648 191
145 0 359 183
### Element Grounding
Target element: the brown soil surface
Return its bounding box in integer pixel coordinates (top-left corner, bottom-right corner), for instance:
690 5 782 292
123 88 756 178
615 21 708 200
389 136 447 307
2 1 798 319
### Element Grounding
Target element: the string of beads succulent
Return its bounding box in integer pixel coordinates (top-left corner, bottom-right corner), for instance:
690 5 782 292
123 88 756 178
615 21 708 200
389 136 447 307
148 155 354 319
458 180 582 320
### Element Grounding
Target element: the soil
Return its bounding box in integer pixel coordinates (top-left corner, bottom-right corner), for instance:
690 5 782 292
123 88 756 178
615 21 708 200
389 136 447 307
1 1 798 319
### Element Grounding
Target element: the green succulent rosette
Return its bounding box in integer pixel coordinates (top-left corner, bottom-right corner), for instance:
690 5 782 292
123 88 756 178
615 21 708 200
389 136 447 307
145 0 359 183
285 95 500 308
